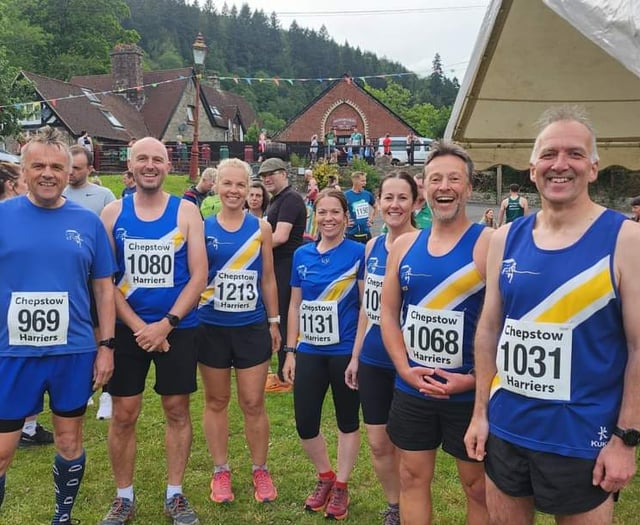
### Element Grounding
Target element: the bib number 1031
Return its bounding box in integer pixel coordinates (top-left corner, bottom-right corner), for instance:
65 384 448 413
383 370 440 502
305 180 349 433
496 319 572 401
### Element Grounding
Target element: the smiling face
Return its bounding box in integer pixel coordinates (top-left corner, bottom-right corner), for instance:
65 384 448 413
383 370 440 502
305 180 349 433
22 142 70 208
380 177 416 232
260 170 287 195
425 154 471 223
529 120 598 207
315 194 347 241
218 165 249 211
128 138 171 193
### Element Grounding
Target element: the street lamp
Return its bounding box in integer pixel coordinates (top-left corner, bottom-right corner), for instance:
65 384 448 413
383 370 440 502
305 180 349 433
189 32 208 182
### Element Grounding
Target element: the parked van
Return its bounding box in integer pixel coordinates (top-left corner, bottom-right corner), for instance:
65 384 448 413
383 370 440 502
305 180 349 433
377 136 433 165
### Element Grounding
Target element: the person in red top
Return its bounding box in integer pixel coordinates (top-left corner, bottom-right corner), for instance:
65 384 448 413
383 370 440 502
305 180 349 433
383 134 392 157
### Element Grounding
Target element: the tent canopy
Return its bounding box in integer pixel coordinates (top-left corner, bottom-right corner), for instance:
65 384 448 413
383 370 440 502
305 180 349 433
445 0 640 170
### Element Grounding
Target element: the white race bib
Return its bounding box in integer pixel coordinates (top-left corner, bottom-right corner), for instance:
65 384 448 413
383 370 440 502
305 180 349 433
124 239 174 288
496 318 572 401
363 274 383 324
213 269 258 312
403 305 464 369
299 300 339 345
8 292 69 346
353 201 370 220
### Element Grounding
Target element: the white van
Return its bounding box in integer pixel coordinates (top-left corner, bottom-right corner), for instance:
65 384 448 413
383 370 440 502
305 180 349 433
377 136 432 165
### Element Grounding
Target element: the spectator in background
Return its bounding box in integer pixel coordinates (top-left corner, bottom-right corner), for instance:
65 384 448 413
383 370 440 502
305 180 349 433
345 171 377 244
310 135 319 164
246 180 270 219
305 169 319 205
350 127 363 159
405 132 417 166
629 196 640 222
324 128 336 159
121 170 136 198
412 172 433 229
327 175 341 191
183 169 215 212
78 130 93 154
479 208 497 228
498 183 529 226
383 133 392 157
363 139 375 166
259 157 306 394
200 168 222 219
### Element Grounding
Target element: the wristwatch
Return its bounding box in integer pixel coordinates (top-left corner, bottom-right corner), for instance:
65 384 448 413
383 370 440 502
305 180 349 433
283 346 297 354
165 313 180 327
98 338 116 349
612 426 640 447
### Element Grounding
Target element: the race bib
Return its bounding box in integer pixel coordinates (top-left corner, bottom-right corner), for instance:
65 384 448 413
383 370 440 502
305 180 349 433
353 200 369 220
299 300 339 345
403 305 464 369
363 274 383 324
8 292 69 346
213 269 258 312
496 318 572 401
124 239 174 288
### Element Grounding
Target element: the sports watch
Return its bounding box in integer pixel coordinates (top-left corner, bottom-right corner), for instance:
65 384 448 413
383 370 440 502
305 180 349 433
612 426 640 447
98 338 116 349
165 313 180 327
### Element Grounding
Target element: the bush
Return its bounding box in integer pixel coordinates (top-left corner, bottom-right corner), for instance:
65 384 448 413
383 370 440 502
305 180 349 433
312 160 341 189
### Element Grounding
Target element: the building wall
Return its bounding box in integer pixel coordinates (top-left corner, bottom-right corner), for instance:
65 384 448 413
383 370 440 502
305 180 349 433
163 82 226 144
276 79 415 143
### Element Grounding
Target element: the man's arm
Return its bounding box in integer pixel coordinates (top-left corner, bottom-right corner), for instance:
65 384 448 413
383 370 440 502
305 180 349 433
272 222 294 247
464 226 508 461
521 197 529 216
259 221 281 352
497 198 507 226
593 221 640 492
92 276 115 389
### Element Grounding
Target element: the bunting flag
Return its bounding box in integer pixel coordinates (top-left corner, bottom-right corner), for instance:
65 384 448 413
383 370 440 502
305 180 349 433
0 71 415 110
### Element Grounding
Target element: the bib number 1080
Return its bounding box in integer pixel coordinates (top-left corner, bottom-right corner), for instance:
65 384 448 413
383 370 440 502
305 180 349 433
500 341 561 379
127 253 172 275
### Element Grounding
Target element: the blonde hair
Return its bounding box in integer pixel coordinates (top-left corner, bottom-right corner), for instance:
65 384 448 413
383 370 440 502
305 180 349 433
217 158 251 182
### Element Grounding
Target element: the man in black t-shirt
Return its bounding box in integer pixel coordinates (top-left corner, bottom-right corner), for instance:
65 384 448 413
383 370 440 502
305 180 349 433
259 158 306 392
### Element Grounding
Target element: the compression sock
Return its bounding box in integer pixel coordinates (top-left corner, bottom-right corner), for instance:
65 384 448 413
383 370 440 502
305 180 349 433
52 450 85 524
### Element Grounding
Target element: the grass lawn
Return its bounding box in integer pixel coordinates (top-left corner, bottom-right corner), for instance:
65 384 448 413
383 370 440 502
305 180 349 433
5 357 640 524
95 173 194 200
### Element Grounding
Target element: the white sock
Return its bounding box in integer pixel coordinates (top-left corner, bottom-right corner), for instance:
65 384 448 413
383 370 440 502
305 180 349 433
116 486 134 501
22 420 37 436
167 484 182 499
214 464 230 474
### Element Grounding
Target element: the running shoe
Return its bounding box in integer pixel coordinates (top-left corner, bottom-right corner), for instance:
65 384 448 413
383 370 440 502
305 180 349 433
96 392 113 420
304 476 334 512
19 423 54 447
99 496 135 524
210 470 234 503
253 468 277 502
164 493 199 525
324 485 350 520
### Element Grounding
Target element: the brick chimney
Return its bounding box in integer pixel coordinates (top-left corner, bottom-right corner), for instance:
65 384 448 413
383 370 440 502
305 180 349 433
111 44 145 109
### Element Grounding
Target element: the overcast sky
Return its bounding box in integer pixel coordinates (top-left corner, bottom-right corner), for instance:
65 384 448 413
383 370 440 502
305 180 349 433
227 0 491 79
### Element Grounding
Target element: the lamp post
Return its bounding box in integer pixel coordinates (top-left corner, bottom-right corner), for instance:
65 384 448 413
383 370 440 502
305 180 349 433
189 32 208 182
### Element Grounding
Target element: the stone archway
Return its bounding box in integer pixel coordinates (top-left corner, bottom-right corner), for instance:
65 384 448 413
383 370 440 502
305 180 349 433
320 99 370 139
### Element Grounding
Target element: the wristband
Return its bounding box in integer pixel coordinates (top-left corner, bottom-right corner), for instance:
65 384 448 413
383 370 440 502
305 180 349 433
268 316 281 324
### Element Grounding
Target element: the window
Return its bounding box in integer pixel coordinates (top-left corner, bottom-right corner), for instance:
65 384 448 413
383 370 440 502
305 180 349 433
186 105 194 123
209 105 221 117
101 110 123 128
82 88 100 103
